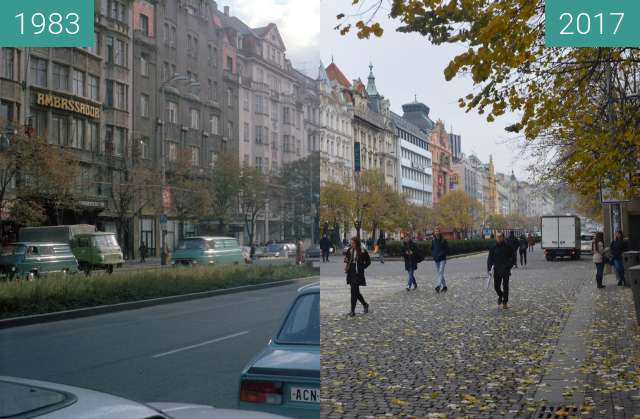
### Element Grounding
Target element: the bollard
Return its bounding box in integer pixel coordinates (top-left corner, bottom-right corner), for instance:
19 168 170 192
629 266 640 326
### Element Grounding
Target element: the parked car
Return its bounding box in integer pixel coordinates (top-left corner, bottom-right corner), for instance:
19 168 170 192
239 283 320 418
0 376 289 418
19 225 124 275
171 237 244 266
580 233 594 255
264 243 296 258
305 245 321 259
0 242 79 280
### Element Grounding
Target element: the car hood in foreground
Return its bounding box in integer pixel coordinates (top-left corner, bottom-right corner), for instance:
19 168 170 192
149 403 290 419
247 346 320 380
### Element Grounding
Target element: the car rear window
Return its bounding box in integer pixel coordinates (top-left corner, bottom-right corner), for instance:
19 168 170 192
92 235 119 248
0 380 76 417
276 292 320 346
581 235 593 241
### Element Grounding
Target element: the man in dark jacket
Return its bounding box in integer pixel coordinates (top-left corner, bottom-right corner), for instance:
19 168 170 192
488 232 516 309
610 230 628 286
320 234 332 263
432 227 449 293
376 233 387 264
507 231 520 268
403 237 420 291
518 234 528 267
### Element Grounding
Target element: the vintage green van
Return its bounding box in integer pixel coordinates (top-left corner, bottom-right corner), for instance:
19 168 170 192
0 242 79 280
19 226 124 275
170 237 245 266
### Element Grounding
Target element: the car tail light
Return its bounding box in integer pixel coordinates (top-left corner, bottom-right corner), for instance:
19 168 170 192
240 379 283 404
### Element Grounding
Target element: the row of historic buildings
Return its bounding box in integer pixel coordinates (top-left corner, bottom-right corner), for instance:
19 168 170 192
0 0 318 257
318 59 553 228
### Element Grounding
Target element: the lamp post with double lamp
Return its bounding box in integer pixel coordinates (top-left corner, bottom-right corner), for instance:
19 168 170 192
158 74 191 265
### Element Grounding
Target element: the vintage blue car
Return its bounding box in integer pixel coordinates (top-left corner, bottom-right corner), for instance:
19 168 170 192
238 283 320 418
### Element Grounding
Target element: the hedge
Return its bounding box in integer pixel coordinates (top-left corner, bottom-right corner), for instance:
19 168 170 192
0 263 318 318
384 239 497 258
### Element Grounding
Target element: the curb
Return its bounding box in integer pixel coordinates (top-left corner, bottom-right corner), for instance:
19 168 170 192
0 275 319 329
376 250 489 262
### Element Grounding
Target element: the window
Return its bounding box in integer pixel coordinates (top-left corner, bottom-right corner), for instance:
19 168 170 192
212 47 218 67
256 157 263 173
86 32 100 55
227 88 232 107
163 23 170 44
243 123 249 143
139 14 149 36
243 90 249 111
113 127 125 156
227 121 233 140
115 39 127 66
2 48 14 80
209 151 217 169
72 69 85 96
31 109 47 138
86 121 97 151
187 34 192 53
52 63 69 91
89 74 100 102
51 114 68 145
140 94 149 117
190 146 199 166
0 101 14 123
163 61 170 81
70 118 84 149
106 81 127 110
190 109 199 129
167 101 177 123
140 137 150 159
106 36 114 62
106 80 114 107
255 126 268 144
140 54 148 76
167 141 177 161
171 26 177 47
208 79 214 101
209 115 219 135
226 56 233 71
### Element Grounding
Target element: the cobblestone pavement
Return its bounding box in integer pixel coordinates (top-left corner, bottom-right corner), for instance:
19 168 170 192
320 249 640 418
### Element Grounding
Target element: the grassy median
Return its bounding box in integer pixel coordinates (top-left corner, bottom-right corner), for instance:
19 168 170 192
0 263 318 319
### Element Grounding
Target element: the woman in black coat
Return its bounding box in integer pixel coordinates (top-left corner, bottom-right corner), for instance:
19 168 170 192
345 236 371 317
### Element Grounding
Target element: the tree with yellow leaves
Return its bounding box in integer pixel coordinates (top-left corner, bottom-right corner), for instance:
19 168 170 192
433 190 480 236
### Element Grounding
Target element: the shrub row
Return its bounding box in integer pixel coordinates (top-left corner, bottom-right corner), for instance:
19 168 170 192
0 263 318 319
384 239 497 258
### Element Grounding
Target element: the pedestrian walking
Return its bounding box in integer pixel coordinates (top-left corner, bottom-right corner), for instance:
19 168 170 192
592 232 606 288
610 230 628 286
507 231 519 268
527 233 535 253
296 238 305 265
320 234 332 263
432 227 449 293
376 233 387 264
518 234 528 267
403 237 423 291
487 232 516 309
139 242 148 263
345 236 371 317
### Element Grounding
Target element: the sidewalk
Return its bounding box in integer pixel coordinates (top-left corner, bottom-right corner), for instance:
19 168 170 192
320 255 640 418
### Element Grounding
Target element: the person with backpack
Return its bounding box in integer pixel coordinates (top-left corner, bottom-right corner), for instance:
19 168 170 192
518 234 528 267
320 234 332 263
403 237 423 291
487 231 516 309
592 232 606 289
345 236 371 317
432 227 449 293
610 230 628 286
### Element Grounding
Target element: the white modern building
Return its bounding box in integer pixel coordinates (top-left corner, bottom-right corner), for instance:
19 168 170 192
392 112 433 206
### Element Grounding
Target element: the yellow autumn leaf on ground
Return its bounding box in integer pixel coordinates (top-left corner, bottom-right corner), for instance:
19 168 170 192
390 398 407 406
555 409 569 416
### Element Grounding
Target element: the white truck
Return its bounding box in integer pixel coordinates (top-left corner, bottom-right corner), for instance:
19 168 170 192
541 215 581 261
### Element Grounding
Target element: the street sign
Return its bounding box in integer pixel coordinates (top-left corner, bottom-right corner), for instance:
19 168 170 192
354 142 361 172
600 179 631 204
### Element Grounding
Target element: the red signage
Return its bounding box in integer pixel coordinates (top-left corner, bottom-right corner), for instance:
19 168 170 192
162 187 172 209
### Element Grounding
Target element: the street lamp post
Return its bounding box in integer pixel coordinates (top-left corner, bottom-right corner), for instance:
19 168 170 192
158 74 189 265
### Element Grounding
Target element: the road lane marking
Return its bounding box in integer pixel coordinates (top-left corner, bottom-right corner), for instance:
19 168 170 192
151 331 249 359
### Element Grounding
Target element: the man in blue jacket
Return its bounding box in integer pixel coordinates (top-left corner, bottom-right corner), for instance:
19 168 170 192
432 227 449 293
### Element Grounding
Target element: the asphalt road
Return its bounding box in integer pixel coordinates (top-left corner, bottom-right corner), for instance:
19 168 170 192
0 278 316 409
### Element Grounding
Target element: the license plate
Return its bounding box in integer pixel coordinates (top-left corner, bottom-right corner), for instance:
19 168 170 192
290 386 319 403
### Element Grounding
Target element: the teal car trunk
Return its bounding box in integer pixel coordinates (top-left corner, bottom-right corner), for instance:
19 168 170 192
239 284 320 418
0 242 79 280
171 237 244 267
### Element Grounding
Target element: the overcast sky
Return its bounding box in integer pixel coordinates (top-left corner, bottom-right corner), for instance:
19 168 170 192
218 0 320 77
320 1 530 179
